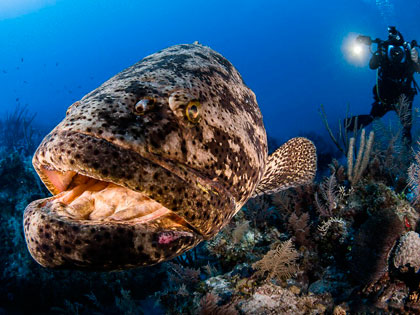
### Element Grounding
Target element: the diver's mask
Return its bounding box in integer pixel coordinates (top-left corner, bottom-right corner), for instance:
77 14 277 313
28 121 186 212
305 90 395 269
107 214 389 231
387 26 404 45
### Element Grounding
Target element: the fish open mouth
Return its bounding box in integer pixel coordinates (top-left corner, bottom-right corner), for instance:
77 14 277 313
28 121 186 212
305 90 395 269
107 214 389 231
39 169 190 227
24 165 203 270
24 130 234 270
30 130 234 236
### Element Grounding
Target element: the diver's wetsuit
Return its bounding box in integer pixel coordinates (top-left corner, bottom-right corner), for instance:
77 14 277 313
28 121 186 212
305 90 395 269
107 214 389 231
346 37 420 145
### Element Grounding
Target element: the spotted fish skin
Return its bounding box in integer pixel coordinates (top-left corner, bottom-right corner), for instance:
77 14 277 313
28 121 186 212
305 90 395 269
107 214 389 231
23 43 316 270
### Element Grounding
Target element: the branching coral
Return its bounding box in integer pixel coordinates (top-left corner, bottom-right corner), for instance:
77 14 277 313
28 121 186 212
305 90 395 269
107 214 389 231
317 217 347 240
394 94 412 131
154 262 203 313
288 212 311 247
315 174 339 217
252 239 299 282
347 129 375 185
232 221 250 245
272 184 315 221
271 190 294 217
408 146 420 205
166 262 201 289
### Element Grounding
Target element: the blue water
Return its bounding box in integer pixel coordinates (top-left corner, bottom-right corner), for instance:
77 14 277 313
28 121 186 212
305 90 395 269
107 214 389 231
2 1 420 313
1 0 419 142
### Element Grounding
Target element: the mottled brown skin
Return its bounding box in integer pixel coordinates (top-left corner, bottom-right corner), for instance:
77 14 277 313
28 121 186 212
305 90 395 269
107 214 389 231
24 44 317 270
24 44 270 270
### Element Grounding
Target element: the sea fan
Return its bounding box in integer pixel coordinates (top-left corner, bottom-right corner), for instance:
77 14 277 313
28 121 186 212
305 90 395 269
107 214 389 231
315 174 338 217
252 239 299 282
288 212 311 247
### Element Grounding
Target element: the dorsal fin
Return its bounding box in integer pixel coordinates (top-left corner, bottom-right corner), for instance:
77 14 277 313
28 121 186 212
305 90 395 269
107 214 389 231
252 137 317 197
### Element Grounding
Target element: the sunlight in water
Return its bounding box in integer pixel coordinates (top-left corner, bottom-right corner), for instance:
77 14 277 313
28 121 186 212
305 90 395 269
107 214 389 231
0 0 57 20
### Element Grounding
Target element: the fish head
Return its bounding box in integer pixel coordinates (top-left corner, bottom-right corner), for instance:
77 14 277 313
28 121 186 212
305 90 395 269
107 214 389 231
24 44 267 270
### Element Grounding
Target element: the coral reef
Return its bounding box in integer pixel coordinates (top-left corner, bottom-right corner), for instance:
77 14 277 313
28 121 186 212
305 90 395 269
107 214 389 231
238 283 332 314
252 239 299 282
393 231 420 273
3 106 420 314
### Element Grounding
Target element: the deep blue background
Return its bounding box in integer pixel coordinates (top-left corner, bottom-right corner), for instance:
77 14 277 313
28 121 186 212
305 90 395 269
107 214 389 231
1 0 419 142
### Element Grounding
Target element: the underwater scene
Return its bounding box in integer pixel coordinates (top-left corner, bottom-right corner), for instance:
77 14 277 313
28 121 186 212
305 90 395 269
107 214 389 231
3 0 420 314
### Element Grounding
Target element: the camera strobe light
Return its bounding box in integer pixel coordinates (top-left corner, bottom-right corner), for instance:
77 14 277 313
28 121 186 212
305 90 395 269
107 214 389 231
352 44 363 56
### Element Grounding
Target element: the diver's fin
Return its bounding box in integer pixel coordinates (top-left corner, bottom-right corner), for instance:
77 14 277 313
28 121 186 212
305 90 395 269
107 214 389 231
252 137 317 197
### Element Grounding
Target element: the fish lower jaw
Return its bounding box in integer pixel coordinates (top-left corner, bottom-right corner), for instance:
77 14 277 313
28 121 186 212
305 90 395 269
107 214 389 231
24 168 204 270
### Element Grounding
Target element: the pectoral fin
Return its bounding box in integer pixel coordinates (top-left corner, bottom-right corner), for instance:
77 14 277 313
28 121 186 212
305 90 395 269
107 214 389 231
252 137 317 197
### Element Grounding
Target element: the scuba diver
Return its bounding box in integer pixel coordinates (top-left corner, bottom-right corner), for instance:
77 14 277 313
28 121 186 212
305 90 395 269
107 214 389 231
345 26 420 146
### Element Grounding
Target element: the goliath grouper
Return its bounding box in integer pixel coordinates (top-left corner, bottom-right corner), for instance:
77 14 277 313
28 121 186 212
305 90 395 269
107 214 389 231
24 43 317 270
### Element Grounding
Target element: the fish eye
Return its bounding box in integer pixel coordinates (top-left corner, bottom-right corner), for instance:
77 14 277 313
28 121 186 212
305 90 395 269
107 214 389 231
134 97 156 115
185 101 201 123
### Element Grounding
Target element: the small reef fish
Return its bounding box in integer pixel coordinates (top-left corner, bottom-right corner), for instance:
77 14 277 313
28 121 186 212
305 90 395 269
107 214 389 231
23 43 317 270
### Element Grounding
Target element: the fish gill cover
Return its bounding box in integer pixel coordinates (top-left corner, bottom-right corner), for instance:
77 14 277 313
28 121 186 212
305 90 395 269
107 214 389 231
1 0 420 314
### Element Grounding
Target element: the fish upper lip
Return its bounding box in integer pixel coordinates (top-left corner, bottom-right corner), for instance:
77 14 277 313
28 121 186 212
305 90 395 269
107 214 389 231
39 129 231 201
56 128 230 199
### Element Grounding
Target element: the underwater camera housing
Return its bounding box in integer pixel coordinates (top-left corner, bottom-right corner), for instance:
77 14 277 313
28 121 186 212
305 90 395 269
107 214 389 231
356 35 374 46
356 28 419 64
356 34 381 47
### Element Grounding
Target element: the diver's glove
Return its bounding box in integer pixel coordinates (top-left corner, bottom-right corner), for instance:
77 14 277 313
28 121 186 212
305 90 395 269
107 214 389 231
411 47 419 63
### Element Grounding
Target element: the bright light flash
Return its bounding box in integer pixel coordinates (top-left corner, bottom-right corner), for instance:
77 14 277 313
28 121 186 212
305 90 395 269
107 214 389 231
352 44 363 56
342 33 369 66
